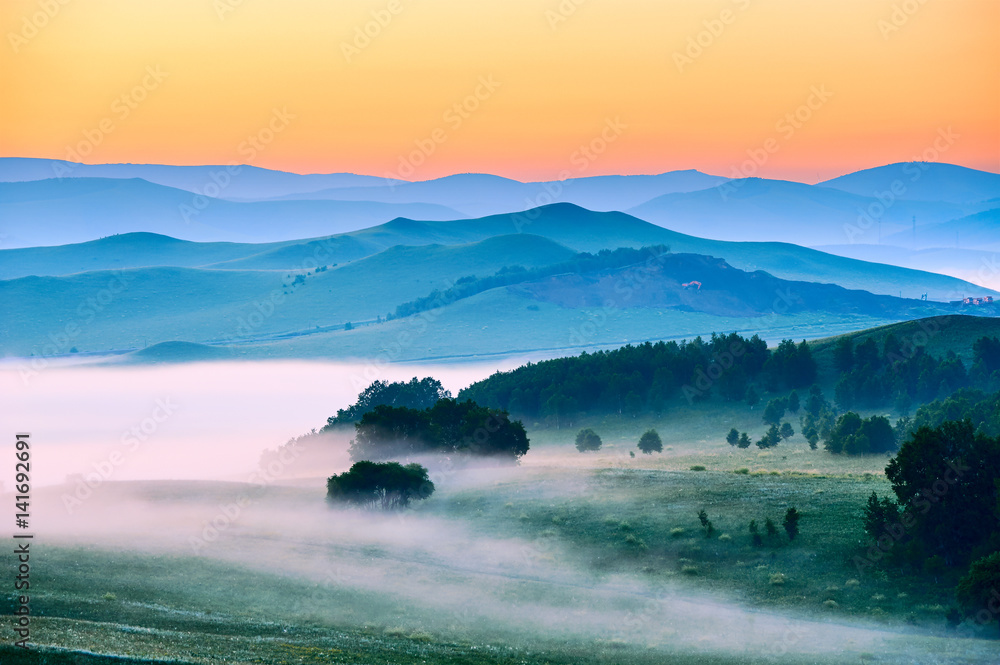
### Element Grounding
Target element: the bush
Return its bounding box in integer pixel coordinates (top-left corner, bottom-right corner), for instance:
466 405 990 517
575 428 603 452
690 465 706 471
726 428 740 446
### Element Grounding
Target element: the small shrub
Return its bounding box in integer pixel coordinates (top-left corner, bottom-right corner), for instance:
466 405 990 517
769 573 786 586
102 592 117 602
844 578 860 588
681 564 699 575
734 468 749 474
408 631 433 643
871 594 886 601
690 465 706 471
670 527 685 538
823 600 839 609
718 533 732 542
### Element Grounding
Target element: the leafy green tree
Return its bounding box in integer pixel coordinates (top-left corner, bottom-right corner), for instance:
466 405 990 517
765 518 778 538
834 337 854 373
787 390 800 413
698 510 714 538
956 552 1000 637
763 398 786 426
749 520 762 546
885 420 1000 567
726 428 740 446
806 385 826 416
575 428 603 452
779 422 794 441
351 399 529 462
861 491 900 542
326 377 451 429
825 413 896 455
783 507 801 541
638 429 663 454
326 461 434 510
737 432 751 449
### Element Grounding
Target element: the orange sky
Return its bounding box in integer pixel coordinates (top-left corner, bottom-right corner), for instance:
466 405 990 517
1 0 997 182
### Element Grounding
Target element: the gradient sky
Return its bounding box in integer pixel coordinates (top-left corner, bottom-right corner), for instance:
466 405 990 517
1 0 997 182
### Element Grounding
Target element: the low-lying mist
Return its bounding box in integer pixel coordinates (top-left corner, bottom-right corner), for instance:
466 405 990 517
5 358 998 663
1 359 519 487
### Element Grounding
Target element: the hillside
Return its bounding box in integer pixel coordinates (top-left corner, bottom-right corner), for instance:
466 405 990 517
0 234 579 357
883 208 1000 251
627 177 973 246
2 203 996 301
0 177 464 248
0 233 301 279
0 157 401 198
268 170 728 215
812 244 1000 290
820 162 1000 205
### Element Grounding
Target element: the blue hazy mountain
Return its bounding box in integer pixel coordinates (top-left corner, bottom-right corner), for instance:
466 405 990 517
0 157 402 199
627 177 977 246
882 208 1000 251
2 203 992 304
259 170 729 217
819 162 1000 205
813 244 999 295
0 177 464 248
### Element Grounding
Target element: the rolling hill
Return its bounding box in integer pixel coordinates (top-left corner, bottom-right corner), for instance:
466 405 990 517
819 162 1000 205
0 157 401 199
0 234 580 357
0 177 464 248
3 225 992 363
1 203 994 303
882 208 1000 251
627 177 975 246
266 170 729 216
813 244 1000 292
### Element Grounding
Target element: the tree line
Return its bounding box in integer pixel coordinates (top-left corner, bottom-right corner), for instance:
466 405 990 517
387 245 670 321
458 333 816 424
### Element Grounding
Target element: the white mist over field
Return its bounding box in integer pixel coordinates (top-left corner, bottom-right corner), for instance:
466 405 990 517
1 359 519 487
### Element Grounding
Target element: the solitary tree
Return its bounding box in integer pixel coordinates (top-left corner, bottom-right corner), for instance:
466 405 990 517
638 429 663 454
783 507 801 541
749 520 762 547
779 422 795 441
787 390 800 413
763 399 786 425
726 428 740 446
326 461 434 510
956 552 1000 637
698 509 714 538
737 432 751 449
575 428 603 452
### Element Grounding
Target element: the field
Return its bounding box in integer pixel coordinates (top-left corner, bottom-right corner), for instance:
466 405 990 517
4 406 998 664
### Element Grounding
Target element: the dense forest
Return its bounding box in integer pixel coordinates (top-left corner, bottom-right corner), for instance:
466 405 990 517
458 332 814 423
459 334 1000 430
833 334 1000 412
